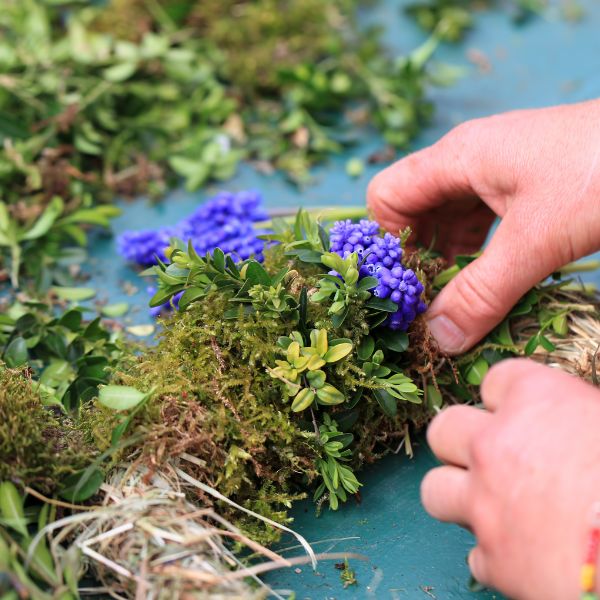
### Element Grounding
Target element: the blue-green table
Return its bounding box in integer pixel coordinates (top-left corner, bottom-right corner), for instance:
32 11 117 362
86 1 600 597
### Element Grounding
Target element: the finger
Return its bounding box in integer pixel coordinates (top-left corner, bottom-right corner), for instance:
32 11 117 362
421 465 471 526
427 405 492 467
480 358 545 411
426 209 564 354
481 357 588 412
366 126 479 234
468 546 490 588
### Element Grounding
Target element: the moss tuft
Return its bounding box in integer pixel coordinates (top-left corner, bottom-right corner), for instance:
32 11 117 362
0 366 95 493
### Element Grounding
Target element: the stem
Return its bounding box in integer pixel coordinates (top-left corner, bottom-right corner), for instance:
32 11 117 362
256 206 368 229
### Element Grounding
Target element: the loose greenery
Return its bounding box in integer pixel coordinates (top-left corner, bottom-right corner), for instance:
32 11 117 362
0 0 449 291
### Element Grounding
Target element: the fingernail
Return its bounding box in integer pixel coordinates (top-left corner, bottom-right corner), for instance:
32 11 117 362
427 314 466 354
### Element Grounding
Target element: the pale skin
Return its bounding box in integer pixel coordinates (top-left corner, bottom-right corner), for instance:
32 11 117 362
367 99 600 599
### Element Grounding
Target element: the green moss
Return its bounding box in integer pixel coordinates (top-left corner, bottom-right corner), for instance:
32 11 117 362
0 366 94 493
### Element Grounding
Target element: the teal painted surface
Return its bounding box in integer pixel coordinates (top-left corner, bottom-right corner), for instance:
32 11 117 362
82 1 600 597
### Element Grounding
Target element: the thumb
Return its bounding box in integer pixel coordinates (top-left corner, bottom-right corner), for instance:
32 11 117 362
427 213 562 354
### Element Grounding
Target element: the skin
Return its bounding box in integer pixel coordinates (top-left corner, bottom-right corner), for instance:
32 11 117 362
366 100 600 598
367 99 600 355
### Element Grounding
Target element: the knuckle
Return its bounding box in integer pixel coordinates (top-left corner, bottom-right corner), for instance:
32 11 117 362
468 432 496 473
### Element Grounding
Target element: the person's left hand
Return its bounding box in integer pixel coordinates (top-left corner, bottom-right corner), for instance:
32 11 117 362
421 359 600 600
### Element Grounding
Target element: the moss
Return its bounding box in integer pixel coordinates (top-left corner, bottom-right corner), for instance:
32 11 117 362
0 366 95 493
80 259 438 543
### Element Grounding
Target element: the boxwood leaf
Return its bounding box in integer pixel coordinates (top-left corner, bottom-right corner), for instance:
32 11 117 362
98 385 146 411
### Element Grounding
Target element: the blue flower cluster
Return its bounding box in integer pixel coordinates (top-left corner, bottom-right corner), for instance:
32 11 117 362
329 219 427 331
118 190 269 317
117 190 268 266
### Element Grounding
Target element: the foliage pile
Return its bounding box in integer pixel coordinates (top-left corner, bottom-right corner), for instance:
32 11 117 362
0 0 448 291
405 0 549 41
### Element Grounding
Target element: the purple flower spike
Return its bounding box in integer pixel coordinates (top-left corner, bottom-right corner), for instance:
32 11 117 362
329 217 427 330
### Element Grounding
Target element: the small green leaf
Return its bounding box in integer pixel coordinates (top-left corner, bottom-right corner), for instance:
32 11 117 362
101 303 129 318
59 468 104 502
3 336 28 367
20 196 64 241
465 357 489 386
98 385 146 411
552 314 568 336
365 298 398 312
316 384 345 405
126 324 155 337
494 319 514 346
51 286 96 301
356 276 378 292
427 385 443 409
524 334 540 356
245 261 271 286
373 388 397 418
307 369 326 389
315 329 328 356
103 61 138 82
539 334 556 352
357 336 375 361
0 482 27 536
323 342 352 363
291 388 315 412
378 330 409 352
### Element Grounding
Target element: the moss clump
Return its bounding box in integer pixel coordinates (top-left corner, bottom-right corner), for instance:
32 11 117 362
0 366 95 493
82 267 434 543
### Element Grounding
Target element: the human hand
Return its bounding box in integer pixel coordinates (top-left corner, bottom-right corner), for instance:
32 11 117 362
421 359 600 600
367 100 600 354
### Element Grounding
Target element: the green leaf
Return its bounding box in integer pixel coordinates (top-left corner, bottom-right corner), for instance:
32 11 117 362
357 336 375 361
331 306 349 328
212 248 226 272
126 324 155 337
291 388 315 412
315 329 328 356
356 276 378 292
245 261 271 286
178 287 206 310
3 336 28 367
51 286 96 301
552 314 568 336
427 384 443 409
524 334 540 356
378 330 409 352
494 319 514 346
306 369 326 389
101 303 129 318
103 61 138 82
0 482 27 536
98 385 146 411
365 298 398 312
465 356 489 386
20 196 64 241
58 309 83 331
373 388 397 418
539 334 556 352
316 383 345 405
323 342 352 363
59 468 104 502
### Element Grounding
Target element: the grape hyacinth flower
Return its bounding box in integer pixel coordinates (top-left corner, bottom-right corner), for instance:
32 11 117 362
117 190 268 267
117 227 175 265
329 218 427 331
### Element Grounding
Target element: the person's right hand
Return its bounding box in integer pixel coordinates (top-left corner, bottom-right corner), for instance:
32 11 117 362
367 99 600 354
